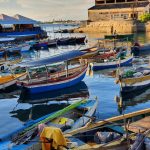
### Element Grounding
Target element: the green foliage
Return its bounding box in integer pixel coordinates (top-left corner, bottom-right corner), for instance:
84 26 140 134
139 13 150 23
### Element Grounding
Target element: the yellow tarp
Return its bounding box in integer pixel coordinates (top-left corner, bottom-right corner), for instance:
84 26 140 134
40 126 67 150
52 117 68 125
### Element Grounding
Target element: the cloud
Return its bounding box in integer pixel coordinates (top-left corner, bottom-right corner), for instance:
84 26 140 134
0 0 94 21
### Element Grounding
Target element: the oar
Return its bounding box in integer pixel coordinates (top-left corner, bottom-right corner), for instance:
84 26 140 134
10 100 86 143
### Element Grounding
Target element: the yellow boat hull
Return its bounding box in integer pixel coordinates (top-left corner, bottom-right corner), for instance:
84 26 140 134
0 72 27 90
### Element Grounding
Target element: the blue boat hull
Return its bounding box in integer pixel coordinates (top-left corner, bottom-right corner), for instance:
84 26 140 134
92 57 133 71
0 30 45 37
24 69 87 94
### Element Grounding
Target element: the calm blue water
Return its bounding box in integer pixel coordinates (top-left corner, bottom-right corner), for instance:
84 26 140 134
0 24 150 137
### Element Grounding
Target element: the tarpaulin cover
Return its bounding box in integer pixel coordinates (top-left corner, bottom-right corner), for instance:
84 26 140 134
18 50 85 67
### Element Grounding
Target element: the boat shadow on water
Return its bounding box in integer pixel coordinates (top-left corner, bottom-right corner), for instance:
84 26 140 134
115 87 150 114
18 81 89 104
10 103 69 123
0 86 21 99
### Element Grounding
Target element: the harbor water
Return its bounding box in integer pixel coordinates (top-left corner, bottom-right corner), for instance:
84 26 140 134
0 24 150 137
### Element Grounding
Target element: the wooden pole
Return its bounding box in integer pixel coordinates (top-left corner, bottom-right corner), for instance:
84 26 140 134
26 67 31 83
45 65 49 81
66 61 68 77
8 65 16 78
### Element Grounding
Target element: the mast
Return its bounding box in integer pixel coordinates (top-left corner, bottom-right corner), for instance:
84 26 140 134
45 65 49 81
131 0 138 20
26 67 31 83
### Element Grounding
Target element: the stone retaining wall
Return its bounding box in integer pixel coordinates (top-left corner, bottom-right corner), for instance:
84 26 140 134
74 20 150 34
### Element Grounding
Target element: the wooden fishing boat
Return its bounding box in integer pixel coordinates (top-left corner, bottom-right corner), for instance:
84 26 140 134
0 99 98 150
76 36 86 44
131 44 150 56
26 39 57 50
0 57 22 65
70 47 99 64
19 81 89 104
0 72 27 90
32 41 49 50
115 67 150 95
64 108 150 150
138 44 150 56
6 45 31 53
90 55 133 71
57 37 86 46
17 50 88 94
0 57 23 72
0 37 16 43
80 47 99 59
0 45 31 56
47 39 57 47
105 34 134 41
57 37 70 45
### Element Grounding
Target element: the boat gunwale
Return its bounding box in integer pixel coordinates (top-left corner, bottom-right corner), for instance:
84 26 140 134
66 108 150 136
92 55 133 66
18 65 88 87
120 73 150 85
0 72 27 85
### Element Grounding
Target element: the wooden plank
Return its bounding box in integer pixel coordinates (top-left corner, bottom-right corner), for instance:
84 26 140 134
66 108 150 136
128 116 150 133
122 75 150 85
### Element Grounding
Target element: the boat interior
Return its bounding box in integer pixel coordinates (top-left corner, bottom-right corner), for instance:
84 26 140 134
0 72 26 84
47 108 88 132
20 65 87 85
67 112 150 150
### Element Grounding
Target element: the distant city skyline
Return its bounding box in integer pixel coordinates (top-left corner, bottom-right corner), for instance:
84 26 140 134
0 0 94 21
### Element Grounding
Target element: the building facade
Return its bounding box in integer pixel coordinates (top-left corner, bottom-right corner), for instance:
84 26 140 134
88 0 150 21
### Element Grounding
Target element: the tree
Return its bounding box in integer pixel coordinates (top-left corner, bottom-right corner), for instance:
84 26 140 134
139 13 150 23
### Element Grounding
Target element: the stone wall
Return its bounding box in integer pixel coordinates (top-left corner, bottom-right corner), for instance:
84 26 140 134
145 22 150 32
74 20 135 34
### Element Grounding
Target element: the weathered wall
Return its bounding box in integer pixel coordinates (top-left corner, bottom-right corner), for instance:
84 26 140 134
88 8 146 22
145 22 150 32
74 20 135 34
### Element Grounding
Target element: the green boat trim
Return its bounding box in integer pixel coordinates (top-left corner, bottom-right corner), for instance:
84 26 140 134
105 34 134 41
12 99 87 142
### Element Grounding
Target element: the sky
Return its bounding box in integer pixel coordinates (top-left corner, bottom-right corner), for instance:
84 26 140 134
0 0 94 21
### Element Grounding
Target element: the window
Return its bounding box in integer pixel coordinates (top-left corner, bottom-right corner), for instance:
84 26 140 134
121 14 129 19
116 0 125 2
106 0 115 3
114 14 120 18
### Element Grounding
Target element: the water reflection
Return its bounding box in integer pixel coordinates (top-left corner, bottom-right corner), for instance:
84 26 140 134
1 24 150 135
10 103 68 122
115 88 150 114
10 81 89 122
87 68 116 78
19 81 89 104
0 88 21 100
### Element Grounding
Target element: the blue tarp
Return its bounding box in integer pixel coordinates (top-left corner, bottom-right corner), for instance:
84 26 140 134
18 50 86 67
0 30 43 37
